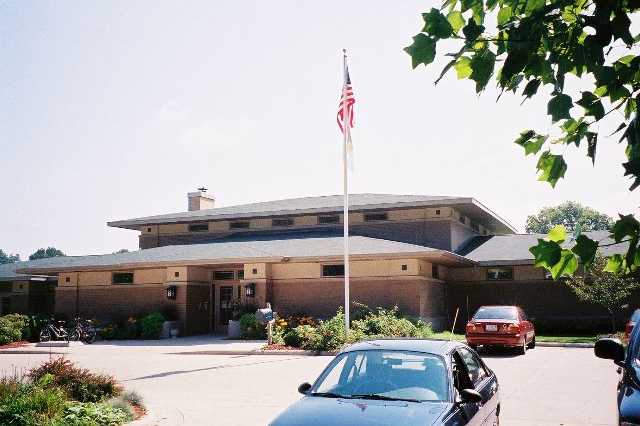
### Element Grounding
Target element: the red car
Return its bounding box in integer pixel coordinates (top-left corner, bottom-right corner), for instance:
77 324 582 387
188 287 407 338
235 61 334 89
625 309 640 339
465 305 535 355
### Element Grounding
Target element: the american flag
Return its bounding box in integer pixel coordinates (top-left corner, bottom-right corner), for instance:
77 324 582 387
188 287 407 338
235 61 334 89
337 63 355 134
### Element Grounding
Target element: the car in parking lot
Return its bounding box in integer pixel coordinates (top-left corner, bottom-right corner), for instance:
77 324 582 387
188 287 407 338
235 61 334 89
595 323 640 425
466 305 535 354
625 309 640 340
269 339 500 426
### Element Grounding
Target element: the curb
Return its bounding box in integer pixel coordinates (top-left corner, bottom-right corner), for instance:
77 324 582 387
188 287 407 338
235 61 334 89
536 342 594 348
172 349 338 356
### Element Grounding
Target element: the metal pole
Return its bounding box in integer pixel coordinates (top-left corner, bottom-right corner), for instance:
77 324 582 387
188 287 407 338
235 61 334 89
342 49 350 333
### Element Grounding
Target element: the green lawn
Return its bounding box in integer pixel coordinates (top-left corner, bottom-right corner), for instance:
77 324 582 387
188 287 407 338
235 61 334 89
425 332 597 344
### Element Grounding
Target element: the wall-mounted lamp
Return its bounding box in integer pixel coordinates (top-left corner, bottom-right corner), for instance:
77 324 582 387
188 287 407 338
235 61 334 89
245 282 256 298
166 285 177 300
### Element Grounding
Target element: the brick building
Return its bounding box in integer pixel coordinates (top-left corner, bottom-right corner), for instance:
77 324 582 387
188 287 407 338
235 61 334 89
17 192 628 334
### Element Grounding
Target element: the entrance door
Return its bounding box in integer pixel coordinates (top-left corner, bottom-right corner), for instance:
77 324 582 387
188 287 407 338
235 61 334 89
219 286 234 326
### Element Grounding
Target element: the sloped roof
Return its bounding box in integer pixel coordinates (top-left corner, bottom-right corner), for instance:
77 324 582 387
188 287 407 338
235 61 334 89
18 233 473 273
458 230 627 265
107 193 516 234
0 262 54 282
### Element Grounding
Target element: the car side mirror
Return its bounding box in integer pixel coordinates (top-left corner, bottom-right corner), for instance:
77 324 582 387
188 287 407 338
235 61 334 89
460 388 483 403
298 382 312 395
594 338 625 364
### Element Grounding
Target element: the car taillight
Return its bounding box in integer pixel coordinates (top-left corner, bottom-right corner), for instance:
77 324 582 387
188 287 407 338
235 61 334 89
466 322 476 332
507 324 520 333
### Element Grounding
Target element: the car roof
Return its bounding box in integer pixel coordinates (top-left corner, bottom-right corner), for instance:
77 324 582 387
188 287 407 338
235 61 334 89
340 338 465 355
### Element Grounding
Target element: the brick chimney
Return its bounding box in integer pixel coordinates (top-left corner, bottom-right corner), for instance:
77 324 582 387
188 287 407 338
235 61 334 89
188 188 216 211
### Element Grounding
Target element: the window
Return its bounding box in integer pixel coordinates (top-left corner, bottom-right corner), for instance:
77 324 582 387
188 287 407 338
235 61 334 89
113 272 134 285
272 218 294 227
188 223 209 232
487 267 513 280
432 264 439 280
236 270 244 280
473 306 518 320
435 209 441 215
147 227 152 233
363 212 388 222
457 347 488 385
174 271 180 278
252 268 258 275
230 221 250 229
401 264 407 271
213 271 236 280
318 215 340 224
322 264 345 277
65 276 70 283
459 215 466 224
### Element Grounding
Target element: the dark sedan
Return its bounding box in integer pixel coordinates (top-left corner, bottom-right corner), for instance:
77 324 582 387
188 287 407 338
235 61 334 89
270 339 500 426
595 323 640 425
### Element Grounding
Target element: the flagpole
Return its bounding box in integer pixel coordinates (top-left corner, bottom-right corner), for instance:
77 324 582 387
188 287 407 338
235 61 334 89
342 49 350 333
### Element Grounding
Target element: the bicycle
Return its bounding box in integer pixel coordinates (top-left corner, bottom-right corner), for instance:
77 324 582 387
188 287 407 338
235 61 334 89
39 319 70 342
69 317 96 344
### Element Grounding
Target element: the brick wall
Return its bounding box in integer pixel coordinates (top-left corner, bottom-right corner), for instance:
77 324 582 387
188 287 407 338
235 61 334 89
269 278 430 319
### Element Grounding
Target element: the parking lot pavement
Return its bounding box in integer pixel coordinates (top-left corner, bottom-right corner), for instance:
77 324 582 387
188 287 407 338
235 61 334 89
0 344 619 425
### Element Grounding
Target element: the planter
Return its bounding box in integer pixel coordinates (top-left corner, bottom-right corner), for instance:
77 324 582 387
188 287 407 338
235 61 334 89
160 321 181 339
170 328 179 339
228 320 241 338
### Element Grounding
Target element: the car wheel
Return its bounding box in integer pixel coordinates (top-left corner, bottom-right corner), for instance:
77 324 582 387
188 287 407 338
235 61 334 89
39 329 51 342
527 336 536 349
518 339 527 355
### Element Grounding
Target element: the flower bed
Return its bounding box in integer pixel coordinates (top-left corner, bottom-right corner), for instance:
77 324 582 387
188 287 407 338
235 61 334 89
0 358 145 425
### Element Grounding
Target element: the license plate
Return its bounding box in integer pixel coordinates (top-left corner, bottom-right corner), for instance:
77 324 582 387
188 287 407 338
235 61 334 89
485 324 498 332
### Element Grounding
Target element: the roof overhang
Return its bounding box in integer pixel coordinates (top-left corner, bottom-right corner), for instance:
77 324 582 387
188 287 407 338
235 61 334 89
107 197 516 234
17 249 476 274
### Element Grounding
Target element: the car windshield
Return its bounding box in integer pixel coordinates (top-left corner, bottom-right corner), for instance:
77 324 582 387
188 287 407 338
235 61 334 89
473 306 518 320
311 350 448 402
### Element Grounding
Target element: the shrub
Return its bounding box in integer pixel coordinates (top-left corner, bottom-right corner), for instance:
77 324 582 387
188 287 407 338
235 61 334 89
294 325 322 351
0 375 67 426
351 306 433 339
239 313 265 339
139 312 165 339
29 358 122 403
58 401 132 426
121 390 144 409
0 313 28 345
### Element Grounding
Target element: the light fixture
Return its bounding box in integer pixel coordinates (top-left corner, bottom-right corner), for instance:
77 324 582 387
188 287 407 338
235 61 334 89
245 283 256 297
166 286 177 300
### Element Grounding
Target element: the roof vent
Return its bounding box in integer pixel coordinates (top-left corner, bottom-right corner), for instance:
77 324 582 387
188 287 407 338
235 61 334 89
188 189 215 211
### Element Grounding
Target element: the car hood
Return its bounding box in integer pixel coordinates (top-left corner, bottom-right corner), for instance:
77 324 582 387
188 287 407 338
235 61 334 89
269 396 450 426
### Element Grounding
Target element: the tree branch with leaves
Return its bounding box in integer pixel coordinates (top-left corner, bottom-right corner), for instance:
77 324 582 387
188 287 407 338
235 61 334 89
405 0 640 276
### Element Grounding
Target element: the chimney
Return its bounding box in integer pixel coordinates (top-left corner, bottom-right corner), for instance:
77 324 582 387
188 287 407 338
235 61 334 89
188 188 216 211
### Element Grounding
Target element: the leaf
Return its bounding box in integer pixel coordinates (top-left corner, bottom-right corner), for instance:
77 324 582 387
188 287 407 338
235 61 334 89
469 49 496 92
576 91 605 120
530 239 562 269
500 49 529 87
550 250 579 279
447 11 465 33
604 254 624 274
623 159 640 190
515 130 547 155
454 57 472 79
497 6 512 26
608 122 627 137
547 224 567 243
462 18 484 43
586 132 597 164
435 59 457 85
547 94 573 122
612 214 640 243
524 0 545 14
536 151 567 187
404 34 437 69
571 234 599 266
611 12 634 45
422 8 453 39
522 79 541 100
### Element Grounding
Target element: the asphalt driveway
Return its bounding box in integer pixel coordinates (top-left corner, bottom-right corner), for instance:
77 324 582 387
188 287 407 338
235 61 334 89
0 340 619 425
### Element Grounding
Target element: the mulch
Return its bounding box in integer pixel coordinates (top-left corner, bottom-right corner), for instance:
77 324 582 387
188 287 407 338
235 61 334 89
0 341 30 350
262 343 299 351
132 404 146 420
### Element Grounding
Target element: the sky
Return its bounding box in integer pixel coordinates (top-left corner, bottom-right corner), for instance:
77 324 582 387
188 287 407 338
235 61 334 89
1 1 638 259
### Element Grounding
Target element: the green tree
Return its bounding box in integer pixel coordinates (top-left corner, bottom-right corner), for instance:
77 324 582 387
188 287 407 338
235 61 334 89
29 247 66 261
0 249 20 264
526 201 614 233
566 254 639 332
405 1 640 277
